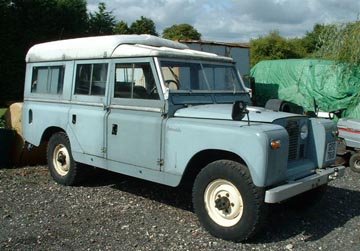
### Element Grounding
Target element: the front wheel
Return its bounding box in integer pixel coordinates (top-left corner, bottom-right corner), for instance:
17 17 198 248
349 153 360 173
192 160 266 242
47 132 83 186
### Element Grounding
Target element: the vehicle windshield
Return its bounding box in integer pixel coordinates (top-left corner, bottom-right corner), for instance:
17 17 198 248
159 60 244 92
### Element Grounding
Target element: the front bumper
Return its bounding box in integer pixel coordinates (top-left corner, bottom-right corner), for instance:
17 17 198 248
264 166 346 203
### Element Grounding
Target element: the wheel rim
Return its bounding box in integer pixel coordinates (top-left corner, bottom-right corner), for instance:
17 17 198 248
52 144 70 176
204 179 244 227
353 159 360 169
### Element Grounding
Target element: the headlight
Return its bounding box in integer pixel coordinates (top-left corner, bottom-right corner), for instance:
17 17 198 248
300 124 308 139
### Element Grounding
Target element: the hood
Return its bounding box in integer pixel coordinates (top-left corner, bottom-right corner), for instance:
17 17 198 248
174 104 300 123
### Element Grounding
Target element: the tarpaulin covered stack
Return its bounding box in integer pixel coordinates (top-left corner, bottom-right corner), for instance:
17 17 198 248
250 59 360 118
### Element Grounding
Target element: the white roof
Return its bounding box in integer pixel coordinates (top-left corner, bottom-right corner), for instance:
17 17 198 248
25 35 233 63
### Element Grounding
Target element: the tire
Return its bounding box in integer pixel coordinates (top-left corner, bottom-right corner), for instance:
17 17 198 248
47 132 82 186
349 153 360 173
192 160 267 242
284 185 328 210
265 99 290 112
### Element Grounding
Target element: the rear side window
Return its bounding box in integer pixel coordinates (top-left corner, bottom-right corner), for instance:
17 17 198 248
74 63 108 96
31 66 65 94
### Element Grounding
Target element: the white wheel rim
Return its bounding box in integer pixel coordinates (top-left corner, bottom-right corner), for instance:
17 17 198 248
354 159 360 169
204 179 244 227
53 144 70 176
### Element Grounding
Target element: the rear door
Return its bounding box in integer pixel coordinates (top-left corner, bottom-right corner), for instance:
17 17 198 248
69 60 110 157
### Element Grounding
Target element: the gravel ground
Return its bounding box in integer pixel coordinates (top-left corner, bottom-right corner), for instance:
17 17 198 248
0 165 359 251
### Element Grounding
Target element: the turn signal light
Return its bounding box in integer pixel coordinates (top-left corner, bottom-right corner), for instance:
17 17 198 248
270 140 281 150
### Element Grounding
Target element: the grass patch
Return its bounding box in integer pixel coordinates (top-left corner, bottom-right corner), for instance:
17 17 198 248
0 108 6 127
0 108 6 117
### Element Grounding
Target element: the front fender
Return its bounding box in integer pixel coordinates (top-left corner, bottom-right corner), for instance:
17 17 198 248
163 118 288 187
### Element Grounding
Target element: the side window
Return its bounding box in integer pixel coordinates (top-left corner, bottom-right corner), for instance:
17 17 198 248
31 66 64 94
75 63 108 96
114 62 159 100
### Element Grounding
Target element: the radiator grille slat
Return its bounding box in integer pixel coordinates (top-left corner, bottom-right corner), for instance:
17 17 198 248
286 120 299 160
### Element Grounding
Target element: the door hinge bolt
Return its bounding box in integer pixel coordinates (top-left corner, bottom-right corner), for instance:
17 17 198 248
157 159 164 166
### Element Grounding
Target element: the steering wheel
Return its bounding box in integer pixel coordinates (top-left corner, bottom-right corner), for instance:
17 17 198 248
150 85 157 95
164 79 180 90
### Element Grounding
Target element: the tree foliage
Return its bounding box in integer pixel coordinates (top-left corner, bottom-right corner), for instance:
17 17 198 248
314 21 360 66
250 30 305 66
130 16 158 36
162 24 201 40
301 24 329 54
0 0 88 105
88 2 116 36
115 17 158 35
114 21 131 34
250 22 360 67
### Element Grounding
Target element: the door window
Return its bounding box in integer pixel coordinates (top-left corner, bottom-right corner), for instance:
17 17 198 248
74 63 108 96
114 62 159 100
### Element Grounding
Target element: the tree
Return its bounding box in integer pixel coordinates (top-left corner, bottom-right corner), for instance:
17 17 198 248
0 0 88 105
114 21 130 34
250 30 305 67
162 23 201 40
314 21 360 66
55 0 88 39
130 16 158 36
88 2 116 36
301 24 330 54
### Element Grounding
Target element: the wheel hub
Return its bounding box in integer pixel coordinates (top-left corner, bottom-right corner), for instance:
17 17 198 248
57 151 66 165
215 196 231 211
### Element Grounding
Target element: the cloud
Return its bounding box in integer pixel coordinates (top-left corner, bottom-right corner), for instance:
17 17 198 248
87 0 360 42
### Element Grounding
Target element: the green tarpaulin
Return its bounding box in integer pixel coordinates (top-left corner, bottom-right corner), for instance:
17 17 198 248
250 59 360 118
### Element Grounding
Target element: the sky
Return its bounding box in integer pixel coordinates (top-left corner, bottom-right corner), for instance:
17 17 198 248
87 0 360 43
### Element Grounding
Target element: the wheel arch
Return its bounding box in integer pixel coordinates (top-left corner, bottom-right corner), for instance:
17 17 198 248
41 126 66 144
179 149 248 188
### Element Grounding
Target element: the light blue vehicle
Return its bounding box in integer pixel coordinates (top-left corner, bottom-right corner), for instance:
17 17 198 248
22 35 345 242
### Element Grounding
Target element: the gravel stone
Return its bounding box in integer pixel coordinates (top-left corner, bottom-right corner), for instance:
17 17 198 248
0 166 360 251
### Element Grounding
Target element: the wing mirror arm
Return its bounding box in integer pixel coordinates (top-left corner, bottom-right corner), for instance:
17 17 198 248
232 101 250 125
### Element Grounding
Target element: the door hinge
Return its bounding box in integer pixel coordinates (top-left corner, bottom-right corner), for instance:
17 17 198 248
157 158 164 166
101 147 107 154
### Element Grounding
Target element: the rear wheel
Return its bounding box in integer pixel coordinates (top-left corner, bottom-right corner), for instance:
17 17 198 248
192 160 267 242
47 132 83 185
349 153 360 173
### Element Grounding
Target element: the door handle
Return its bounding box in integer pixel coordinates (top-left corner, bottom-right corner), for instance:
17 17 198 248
72 114 76 124
112 124 118 135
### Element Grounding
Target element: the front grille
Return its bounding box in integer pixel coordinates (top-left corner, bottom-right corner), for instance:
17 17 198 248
285 120 300 160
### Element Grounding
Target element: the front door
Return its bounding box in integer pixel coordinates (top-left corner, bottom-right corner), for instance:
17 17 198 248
107 59 164 170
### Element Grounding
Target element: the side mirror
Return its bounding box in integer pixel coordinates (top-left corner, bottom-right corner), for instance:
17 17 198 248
249 77 256 105
232 101 248 121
